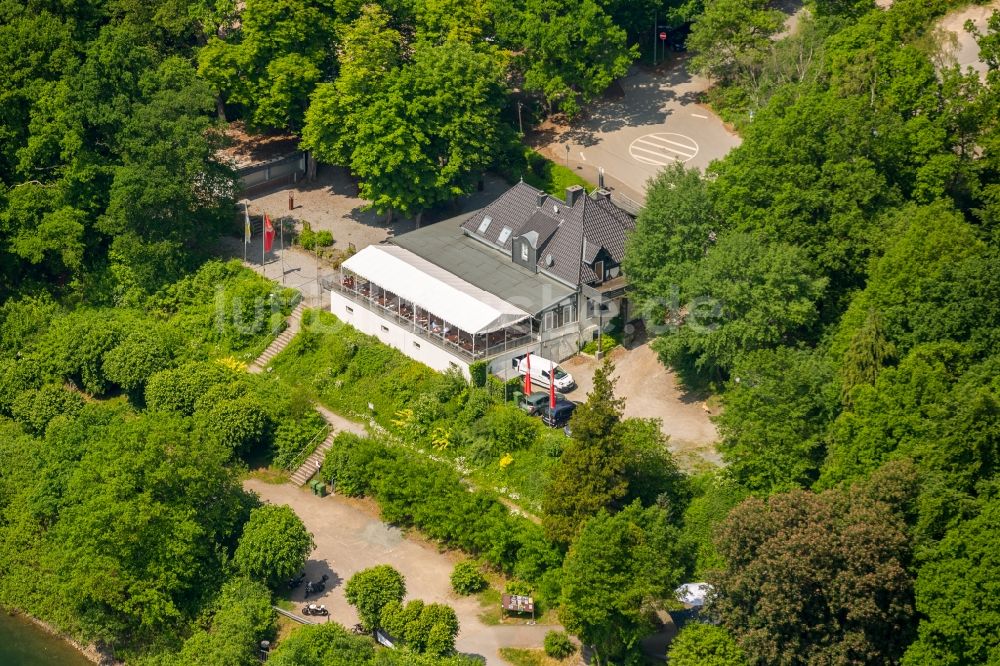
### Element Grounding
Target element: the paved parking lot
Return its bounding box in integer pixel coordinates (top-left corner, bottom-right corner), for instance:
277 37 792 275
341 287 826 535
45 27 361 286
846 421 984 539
533 57 741 201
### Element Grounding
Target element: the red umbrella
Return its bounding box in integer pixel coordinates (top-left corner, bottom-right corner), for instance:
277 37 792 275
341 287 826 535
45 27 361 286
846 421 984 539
549 369 556 409
524 352 532 395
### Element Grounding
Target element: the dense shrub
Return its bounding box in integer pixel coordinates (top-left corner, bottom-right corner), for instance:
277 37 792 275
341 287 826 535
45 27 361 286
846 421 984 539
544 631 576 659
197 395 272 458
468 361 488 388
102 327 177 392
314 230 334 247
272 412 328 469
480 404 540 451
11 385 85 435
380 599 459 656
146 361 241 415
322 433 397 496
450 561 487 595
322 434 562 580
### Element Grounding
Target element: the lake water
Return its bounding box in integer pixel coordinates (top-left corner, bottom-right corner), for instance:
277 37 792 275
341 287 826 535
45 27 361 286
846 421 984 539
0 613 92 666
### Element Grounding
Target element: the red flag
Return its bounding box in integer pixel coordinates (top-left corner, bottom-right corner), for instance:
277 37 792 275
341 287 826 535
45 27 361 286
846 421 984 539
524 352 532 395
264 214 275 252
549 369 556 409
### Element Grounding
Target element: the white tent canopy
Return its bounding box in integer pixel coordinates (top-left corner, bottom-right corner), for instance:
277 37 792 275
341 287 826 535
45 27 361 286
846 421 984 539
675 582 712 608
342 245 531 334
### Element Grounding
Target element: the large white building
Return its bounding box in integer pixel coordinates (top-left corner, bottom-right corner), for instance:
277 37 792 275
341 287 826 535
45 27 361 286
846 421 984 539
330 182 635 377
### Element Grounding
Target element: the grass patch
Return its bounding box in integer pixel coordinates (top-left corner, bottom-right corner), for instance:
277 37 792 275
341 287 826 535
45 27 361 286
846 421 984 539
505 146 595 197
268 310 563 511
244 466 291 484
499 648 569 666
477 586 503 625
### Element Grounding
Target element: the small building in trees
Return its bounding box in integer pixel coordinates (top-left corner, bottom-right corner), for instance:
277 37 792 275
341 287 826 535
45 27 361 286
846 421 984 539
330 181 635 377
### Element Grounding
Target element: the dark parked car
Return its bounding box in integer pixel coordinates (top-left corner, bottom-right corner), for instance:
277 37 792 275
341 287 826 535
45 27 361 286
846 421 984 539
519 391 570 415
540 401 578 427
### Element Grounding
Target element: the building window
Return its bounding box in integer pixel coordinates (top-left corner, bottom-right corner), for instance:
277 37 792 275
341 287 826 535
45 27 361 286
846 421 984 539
380 325 389 333
498 227 513 244
413 341 421 349
520 242 529 261
477 215 492 234
345 306 354 314
543 299 579 331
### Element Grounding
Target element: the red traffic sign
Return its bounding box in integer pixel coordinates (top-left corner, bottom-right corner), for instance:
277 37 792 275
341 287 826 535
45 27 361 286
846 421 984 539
659 31 667 40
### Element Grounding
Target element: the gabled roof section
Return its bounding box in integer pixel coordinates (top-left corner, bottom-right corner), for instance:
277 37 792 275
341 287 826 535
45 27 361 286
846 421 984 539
518 211 560 250
462 181 635 286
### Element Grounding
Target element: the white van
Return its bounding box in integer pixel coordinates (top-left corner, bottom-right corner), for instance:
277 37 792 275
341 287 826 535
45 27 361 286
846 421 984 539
516 355 576 392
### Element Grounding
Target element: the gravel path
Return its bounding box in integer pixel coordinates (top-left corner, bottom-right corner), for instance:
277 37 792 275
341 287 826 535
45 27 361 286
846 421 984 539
245 480 559 665
561 342 721 469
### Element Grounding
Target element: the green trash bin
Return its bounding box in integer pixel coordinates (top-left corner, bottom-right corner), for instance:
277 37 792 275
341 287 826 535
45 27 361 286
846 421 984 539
315 482 327 498
309 480 321 496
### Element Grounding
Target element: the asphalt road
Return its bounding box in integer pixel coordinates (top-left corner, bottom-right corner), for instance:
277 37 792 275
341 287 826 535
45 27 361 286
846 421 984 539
535 56 742 202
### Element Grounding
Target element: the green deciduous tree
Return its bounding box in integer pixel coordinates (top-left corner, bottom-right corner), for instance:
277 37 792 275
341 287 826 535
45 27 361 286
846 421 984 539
155 578 276 666
712 486 915 665
902 495 1000 666
654 233 827 380
688 0 784 84
624 163 717 302
344 564 406 631
348 40 509 222
716 347 837 493
197 0 338 130
233 505 314 588
301 4 403 167
267 623 375 666
559 502 684 664
512 0 637 117
668 623 748 666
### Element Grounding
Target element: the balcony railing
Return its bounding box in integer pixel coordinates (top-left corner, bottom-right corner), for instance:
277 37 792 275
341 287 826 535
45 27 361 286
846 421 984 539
333 279 536 362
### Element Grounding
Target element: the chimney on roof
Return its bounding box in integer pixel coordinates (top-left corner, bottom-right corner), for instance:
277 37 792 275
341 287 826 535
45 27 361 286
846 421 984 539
565 184 584 207
536 191 546 207
595 188 611 200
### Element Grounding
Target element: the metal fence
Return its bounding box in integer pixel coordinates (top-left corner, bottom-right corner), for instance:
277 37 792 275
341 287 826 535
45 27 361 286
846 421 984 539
237 152 306 196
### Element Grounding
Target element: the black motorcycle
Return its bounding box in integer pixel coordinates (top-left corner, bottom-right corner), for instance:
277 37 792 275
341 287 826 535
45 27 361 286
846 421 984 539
287 572 306 589
303 574 329 598
303 603 329 617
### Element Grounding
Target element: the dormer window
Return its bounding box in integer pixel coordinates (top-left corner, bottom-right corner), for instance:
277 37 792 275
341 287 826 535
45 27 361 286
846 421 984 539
520 243 529 261
477 215 492 234
498 226 513 244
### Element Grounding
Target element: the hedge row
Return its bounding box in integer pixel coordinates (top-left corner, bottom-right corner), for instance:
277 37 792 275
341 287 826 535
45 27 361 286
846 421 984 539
321 433 562 584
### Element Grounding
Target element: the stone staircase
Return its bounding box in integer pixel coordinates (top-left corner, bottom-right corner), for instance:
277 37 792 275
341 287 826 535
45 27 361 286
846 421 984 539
289 425 337 486
249 301 306 374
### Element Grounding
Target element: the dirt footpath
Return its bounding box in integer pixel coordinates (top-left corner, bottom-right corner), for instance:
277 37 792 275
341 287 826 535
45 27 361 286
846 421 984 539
561 343 721 469
245 480 558 665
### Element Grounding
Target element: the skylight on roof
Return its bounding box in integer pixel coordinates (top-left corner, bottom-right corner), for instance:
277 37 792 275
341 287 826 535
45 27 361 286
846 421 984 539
477 215 492 234
498 227 513 244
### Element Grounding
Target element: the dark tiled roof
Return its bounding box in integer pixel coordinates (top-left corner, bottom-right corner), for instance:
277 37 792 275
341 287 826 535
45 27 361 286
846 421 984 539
518 211 560 250
462 181 634 286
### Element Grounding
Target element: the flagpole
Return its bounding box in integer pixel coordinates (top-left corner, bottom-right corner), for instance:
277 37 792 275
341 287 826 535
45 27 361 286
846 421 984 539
280 218 285 285
243 200 249 263
261 212 265 276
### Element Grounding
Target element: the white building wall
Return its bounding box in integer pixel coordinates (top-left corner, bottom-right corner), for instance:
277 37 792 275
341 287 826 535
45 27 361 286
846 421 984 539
331 292 471 377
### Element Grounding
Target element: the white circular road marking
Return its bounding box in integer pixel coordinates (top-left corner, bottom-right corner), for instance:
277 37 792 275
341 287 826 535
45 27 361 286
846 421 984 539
628 132 699 166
